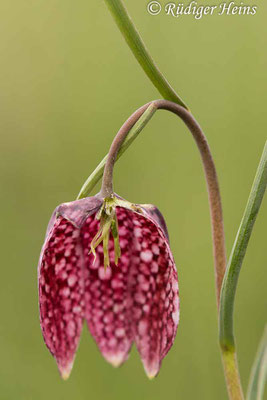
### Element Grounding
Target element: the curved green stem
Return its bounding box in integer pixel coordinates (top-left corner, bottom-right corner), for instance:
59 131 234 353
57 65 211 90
219 142 267 400
79 100 267 400
104 0 188 109
219 142 267 350
77 103 156 199
247 325 267 400
79 100 226 308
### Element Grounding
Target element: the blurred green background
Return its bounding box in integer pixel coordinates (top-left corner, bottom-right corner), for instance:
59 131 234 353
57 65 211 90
0 1 266 399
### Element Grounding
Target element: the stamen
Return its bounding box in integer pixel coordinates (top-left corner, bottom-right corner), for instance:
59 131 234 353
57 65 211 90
89 197 121 268
111 213 121 266
90 214 110 256
103 226 110 270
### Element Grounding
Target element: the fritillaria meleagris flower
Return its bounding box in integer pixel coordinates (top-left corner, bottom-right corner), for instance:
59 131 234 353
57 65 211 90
38 194 179 379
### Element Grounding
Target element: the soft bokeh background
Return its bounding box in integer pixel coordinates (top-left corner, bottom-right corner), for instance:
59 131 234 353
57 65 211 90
0 1 266 399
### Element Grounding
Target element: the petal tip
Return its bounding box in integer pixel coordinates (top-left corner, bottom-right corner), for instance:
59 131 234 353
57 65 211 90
147 374 156 380
104 352 128 368
143 362 160 380
58 361 74 381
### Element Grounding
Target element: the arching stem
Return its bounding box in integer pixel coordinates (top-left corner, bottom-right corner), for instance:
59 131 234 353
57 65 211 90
100 99 226 306
79 100 244 399
99 99 244 399
77 104 156 199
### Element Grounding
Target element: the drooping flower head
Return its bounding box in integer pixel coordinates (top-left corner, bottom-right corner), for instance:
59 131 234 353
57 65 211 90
38 193 179 379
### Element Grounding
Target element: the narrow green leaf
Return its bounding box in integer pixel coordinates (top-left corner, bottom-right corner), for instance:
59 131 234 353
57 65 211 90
219 142 267 350
77 103 156 199
247 325 267 400
104 0 188 109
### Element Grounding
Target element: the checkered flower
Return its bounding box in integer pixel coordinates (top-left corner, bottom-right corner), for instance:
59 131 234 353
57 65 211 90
38 194 179 379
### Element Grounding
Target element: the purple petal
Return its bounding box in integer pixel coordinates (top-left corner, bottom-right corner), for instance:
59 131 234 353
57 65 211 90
141 204 169 241
38 217 85 379
128 209 179 378
57 196 102 228
81 208 134 367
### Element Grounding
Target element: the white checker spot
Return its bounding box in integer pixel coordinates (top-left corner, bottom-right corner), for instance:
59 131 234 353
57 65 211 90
61 287 70 297
115 328 125 338
172 310 180 325
140 250 153 263
68 274 77 287
138 320 148 336
98 267 112 280
152 243 160 255
67 320 76 337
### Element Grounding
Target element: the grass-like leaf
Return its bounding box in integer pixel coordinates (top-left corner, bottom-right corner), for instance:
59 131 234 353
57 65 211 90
104 0 188 109
219 142 267 350
247 325 267 400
